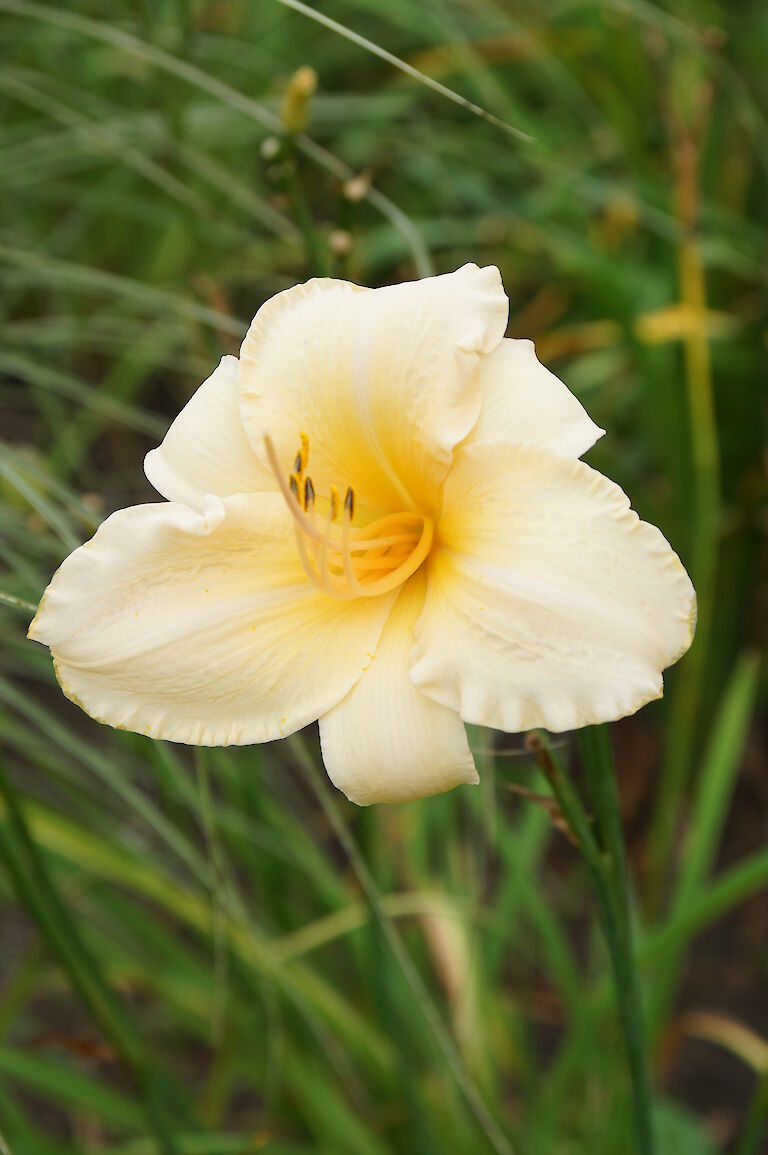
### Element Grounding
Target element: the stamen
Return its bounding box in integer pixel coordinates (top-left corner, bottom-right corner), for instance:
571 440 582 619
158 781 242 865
299 431 310 470
264 434 322 540
293 525 322 592
340 504 366 597
264 432 434 601
329 485 340 522
319 506 343 597
344 486 355 521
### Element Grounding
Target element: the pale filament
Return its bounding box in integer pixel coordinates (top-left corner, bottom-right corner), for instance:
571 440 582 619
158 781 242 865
264 434 433 600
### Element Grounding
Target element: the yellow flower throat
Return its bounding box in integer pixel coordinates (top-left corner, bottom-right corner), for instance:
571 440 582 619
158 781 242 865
265 433 433 600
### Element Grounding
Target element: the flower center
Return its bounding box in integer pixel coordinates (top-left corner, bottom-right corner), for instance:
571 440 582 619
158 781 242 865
264 433 433 600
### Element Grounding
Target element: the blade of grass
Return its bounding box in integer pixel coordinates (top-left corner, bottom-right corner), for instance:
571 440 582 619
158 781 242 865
0 244 246 337
0 1045 142 1130
0 447 80 552
114 1136 293 1155
194 751 230 1048
0 350 166 437
578 726 655 1155
272 0 533 142
0 757 185 1154
643 844 768 962
0 591 36 613
673 653 760 905
648 653 760 1035
528 730 655 1155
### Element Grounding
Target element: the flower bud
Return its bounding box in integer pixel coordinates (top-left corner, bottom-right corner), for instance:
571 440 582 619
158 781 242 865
281 66 317 135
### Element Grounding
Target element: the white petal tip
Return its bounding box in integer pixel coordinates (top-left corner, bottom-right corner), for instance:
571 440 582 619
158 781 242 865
143 446 160 485
335 770 480 807
26 598 46 643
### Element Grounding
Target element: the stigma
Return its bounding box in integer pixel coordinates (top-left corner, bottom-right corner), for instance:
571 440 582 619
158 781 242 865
264 433 433 600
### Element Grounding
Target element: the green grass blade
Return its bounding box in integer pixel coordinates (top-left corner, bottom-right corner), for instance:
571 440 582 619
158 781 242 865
0 758 185 1154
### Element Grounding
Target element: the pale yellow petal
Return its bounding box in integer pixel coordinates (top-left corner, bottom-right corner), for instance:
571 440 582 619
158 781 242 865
144 356 273 510
238 265 508 515
29 494 395 745
318 574 477 805
410 443 696 733
464 338 603 458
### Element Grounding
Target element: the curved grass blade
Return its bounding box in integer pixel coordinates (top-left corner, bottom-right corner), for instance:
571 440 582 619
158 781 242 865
272 0 534 142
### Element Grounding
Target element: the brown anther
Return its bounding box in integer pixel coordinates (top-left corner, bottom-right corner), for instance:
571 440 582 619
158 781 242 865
344 486 355 520
263 432 433 601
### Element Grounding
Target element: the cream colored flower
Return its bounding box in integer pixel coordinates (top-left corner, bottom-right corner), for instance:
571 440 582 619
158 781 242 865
29 265 696 804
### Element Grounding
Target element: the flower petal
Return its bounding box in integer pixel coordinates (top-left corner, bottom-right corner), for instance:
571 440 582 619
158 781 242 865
29 494 395 745
410 443 696 733
144 356 273 510
239 265 508 515
319 574 477 805
463 338 603 458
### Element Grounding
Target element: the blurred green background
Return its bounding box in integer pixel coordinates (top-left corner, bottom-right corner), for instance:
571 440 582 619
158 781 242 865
1 1 766 1153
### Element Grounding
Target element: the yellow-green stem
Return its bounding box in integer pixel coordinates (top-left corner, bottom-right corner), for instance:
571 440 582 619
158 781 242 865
648 142 721 907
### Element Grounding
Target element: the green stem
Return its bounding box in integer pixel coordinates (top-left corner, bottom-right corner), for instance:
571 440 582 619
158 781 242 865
647 227 720 911
579 727 655 1155
529 731 655 1155
284 137 329 277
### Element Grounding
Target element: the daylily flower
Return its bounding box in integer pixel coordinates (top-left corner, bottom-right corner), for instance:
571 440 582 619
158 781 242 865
29 265 696 804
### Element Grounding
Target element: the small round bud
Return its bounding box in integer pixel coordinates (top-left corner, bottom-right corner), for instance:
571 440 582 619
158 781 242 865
343 173 370 202
328 228 353 256
260 136 281 160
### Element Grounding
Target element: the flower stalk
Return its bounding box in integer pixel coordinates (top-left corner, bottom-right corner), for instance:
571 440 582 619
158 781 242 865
528 729 655 1155
279 66 328 276
647 73 719 909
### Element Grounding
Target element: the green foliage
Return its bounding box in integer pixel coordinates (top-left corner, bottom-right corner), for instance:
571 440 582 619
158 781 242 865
0 1 765 1153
